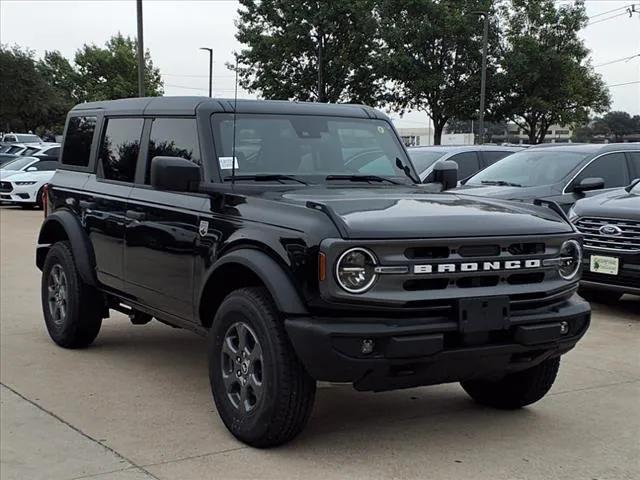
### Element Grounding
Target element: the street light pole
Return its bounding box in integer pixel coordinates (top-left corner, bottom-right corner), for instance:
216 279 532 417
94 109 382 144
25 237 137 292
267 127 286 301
136 0 145 97
200 48 213 97
478 12 489 145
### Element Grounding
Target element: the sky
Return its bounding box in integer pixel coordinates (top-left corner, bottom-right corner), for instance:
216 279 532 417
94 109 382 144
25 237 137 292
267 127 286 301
1 0 639 129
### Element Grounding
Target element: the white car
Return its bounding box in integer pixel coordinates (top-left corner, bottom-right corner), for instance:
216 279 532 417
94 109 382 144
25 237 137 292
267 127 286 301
0 157 58 179
0 165 57 208
0 170 55 208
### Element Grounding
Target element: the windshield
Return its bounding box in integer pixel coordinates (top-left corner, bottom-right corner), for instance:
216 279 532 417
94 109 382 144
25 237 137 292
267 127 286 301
16 134 42 143
211 114 417 184
1 157 35 171
407 149 447 174
466 149 589 187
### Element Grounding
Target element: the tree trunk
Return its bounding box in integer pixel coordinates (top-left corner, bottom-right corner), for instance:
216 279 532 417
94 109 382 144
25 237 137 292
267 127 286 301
433 118 446 145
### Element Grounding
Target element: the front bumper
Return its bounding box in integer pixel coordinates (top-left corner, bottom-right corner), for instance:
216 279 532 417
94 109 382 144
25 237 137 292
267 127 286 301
0 184 38 204
580 249 640 296
285 295 590 391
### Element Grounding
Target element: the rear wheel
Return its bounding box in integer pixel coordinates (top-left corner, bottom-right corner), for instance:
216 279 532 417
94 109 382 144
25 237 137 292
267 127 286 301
41 241 103 348
208 287 316 447
461 357 560 409
35 187 45 209
578 287 623 304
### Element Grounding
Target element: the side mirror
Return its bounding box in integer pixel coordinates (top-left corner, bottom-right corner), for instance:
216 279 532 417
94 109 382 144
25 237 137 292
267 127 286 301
26 166 37 172
573 177 605 194
625 178 640 193
150 156 201 192
432 160 458 191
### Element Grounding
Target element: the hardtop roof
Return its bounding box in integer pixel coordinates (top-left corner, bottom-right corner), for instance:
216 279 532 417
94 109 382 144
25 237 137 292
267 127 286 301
70 96 390 120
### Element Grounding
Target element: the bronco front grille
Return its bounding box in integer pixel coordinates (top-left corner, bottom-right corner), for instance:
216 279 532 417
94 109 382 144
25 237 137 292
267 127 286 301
0 181 12 193
575 217 640 253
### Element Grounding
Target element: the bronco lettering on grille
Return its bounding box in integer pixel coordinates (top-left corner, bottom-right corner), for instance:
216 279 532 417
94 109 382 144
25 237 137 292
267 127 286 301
413 259 541 274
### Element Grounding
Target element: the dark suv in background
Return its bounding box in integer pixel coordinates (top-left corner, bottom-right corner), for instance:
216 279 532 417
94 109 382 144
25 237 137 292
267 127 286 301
570 179 640 302
454 143 640 210
408 145 522 182
37 97 590 447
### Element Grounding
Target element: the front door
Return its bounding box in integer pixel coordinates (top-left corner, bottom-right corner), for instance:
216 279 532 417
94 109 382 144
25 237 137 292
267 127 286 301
123 117 206 322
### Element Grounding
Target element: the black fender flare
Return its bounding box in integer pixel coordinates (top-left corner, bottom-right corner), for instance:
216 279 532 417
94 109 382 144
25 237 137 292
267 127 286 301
203 249 308 315
36 210 97 287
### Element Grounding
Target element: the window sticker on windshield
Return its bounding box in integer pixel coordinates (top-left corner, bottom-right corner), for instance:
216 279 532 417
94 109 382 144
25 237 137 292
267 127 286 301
219 156 239 170
377 126 385 134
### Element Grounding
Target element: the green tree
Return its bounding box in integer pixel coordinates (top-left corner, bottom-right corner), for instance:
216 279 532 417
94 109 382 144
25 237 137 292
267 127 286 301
74 33 163 102
233 0 382 103
378 0 499 144
494 0 610 144
599 111 637 141
0 45 58 132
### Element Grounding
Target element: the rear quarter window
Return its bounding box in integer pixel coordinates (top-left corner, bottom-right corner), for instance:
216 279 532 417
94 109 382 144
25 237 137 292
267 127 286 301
61 116 97 167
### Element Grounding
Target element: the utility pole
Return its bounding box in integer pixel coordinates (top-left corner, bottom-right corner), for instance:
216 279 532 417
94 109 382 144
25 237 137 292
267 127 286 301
317 29 325 102
478 12 489 145
200 47 213 97
136 0 145 97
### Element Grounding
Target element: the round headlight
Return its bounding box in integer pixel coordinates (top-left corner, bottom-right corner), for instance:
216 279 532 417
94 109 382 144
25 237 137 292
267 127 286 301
336 247 378 293
559 240 582 280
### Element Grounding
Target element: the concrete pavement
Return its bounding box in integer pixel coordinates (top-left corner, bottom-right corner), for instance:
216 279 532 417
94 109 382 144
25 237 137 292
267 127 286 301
1 206 638 480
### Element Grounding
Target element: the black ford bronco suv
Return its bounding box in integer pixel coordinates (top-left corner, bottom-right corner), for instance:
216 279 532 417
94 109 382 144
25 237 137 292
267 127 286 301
37 97 590 447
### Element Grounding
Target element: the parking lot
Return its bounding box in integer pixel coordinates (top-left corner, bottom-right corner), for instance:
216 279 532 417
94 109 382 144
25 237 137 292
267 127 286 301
0 205 638 480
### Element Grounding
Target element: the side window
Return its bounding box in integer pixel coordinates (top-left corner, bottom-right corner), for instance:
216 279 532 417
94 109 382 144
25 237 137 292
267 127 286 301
573 153 629 189
627 151 640 179
61 116 96 167
449 152 480 179
33 161 58 171
147 118 200 183
98 118 144 183
45 147 60 158
482 151 512 166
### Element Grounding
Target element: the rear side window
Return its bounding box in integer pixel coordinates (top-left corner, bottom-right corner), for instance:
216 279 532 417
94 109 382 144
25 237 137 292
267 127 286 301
628 151 640 178
98 118 144 183
482 150 513 166
44 147 60 158
146 118 200 182
449 151 480 179
33 160 58 171
61 116 97 167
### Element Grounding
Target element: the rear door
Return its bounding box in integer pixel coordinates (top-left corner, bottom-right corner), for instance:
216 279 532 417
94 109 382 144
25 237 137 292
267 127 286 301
124 117 206 322
83 117 144 291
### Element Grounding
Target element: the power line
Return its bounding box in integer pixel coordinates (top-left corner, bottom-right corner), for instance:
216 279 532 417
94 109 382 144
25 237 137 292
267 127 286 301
606 80 640 87
588 4 632 19
586 11 629 26
594 53 640 67
162 73 235 79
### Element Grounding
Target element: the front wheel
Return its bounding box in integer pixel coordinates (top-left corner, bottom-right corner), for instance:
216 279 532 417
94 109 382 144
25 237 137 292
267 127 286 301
208 287 316 447
41 241 103 348
461 357 560 409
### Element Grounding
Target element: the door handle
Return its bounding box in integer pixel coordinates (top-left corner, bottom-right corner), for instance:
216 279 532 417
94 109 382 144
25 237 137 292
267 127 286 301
125 210 147 221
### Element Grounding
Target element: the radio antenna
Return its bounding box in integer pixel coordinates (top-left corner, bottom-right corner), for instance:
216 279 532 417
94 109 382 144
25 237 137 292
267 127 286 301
231 55 238 186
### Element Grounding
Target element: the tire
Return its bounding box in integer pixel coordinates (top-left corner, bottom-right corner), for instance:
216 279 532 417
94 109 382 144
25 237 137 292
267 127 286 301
461 357 560 409
578 287 623 304
208 287 316 447
41 241 103 348
35 187 45 209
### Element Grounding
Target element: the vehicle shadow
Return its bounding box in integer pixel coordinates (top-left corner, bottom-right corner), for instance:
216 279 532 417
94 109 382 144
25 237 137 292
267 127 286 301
590 295 639 320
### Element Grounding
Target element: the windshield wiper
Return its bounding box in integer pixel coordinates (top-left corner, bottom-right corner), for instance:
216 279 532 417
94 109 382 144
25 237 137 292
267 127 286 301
325 174 402 185
480 180 523 187
223 174 309 185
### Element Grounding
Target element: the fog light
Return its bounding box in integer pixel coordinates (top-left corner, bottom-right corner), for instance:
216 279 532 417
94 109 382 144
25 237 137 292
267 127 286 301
560 321 569 335
361 339 375 354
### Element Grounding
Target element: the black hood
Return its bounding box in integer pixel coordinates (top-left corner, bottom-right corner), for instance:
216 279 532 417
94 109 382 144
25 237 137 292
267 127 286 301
272 186 572 239
572 188 640 220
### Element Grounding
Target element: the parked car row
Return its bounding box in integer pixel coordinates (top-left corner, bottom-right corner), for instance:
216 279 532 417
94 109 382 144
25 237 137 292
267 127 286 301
0 142 60 208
